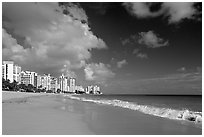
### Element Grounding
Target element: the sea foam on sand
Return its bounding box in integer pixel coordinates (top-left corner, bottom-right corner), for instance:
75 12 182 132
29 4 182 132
67 95 202 125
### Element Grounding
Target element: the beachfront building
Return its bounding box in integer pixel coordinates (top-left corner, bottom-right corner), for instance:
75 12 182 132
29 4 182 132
50 77 58 92
93 85 101 94
69 77 76 93
2 61 14 83
58 74 69 92
41 74 51 90
2 61 21 83
75 85 85 93
13 65 21 84
93 85 100 94
86 85 93 94
85 85 101 94
20 71 37 87
37 75 42 88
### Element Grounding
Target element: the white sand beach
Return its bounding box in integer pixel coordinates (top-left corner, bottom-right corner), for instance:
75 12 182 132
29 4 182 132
2 91 202 135
2 91 44 101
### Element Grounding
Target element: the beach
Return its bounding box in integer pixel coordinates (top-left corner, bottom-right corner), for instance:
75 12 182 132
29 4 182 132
2 91 202 135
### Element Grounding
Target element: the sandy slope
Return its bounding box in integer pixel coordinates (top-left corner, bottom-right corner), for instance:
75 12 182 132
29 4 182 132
2 92 93 135
2 91 44 101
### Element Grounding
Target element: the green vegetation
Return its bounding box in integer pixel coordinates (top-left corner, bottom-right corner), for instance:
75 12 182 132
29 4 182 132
2 78 53 93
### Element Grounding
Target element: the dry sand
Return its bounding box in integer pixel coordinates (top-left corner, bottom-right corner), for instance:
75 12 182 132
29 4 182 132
2 91 93 135
2 91 202 135
2 91 44 101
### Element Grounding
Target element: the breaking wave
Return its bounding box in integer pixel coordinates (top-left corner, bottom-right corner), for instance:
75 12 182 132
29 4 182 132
66 95 202 125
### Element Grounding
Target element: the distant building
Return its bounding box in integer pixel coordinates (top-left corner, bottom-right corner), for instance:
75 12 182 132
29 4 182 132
41 74 51 90
75 85 84 92
21 71 37 87
37 75 42 88
58 74 69 92
87 85 93 94
50 77 58 92
69 77 76 93
93 85 101 94
85 85 101 94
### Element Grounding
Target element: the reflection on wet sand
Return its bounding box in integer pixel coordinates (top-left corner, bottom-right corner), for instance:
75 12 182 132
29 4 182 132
3 92 202 135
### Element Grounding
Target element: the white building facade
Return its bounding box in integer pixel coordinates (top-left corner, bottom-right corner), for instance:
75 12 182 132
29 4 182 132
58 74 69 92
13 65 21 83
2 61 14 83
21 71 37 87
69 77 76 93
41 74 51 90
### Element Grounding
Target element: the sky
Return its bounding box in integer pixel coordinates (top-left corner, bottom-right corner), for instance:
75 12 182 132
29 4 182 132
2 2 202 95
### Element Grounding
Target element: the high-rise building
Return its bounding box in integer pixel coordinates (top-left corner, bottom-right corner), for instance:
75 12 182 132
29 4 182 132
2 61 22 83
50 77 58 92
13 65 21 83
37 75 42 88
64 77 69 92
41 74 51 90
2 61 14 83
69 77 76 93
21 71 37 87
31 72 38 87
58 74 69 92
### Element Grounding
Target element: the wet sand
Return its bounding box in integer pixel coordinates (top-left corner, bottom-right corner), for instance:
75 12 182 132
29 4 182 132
2 92 202 135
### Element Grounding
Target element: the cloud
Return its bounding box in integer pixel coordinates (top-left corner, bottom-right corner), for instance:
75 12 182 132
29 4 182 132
123 2 200 24
177 67 186 72
2 2 107 77
123 2 162 18
121 38 131 46
132 49 148 59
121 34 138 46
138 31 169 48
136 53 148 59
162 2 200 24
84 63 115 84
132 48 140 54
58 2 88 22
81 3 111 15
117 59 128 68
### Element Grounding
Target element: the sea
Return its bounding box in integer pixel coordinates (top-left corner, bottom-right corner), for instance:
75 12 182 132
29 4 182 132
67 94 202 127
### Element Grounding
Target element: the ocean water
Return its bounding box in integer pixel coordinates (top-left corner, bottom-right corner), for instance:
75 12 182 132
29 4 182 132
66 94 202 126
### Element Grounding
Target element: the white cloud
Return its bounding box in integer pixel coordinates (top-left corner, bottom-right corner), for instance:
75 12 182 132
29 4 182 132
138 31 169 48
59 2 88 22
2 29 29 62
162 3 198 23
117 59 128 68
123 2 162 18
84 63 115 84
2 2 107 76
123 2 200 24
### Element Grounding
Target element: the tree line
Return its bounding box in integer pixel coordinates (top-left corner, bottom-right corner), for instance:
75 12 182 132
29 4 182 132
2 78 55 93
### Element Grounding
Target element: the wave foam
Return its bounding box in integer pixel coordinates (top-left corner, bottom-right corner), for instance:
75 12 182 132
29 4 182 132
66 95 202 124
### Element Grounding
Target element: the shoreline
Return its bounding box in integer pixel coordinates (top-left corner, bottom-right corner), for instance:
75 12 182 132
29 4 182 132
2 91 93 135
2 91 202 135
2 91 47 101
